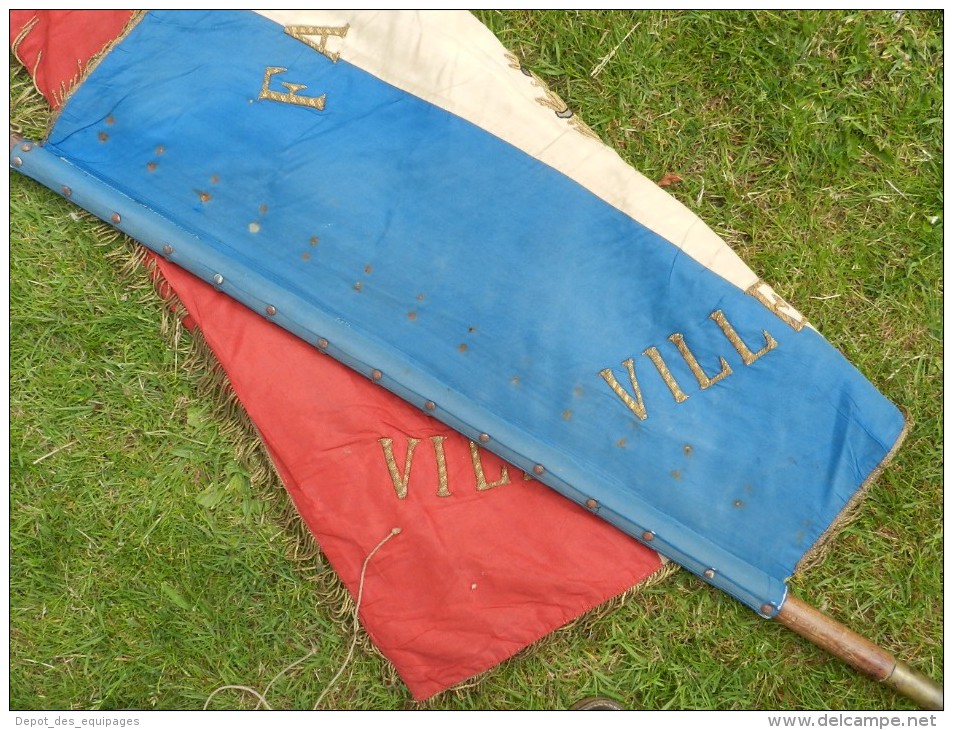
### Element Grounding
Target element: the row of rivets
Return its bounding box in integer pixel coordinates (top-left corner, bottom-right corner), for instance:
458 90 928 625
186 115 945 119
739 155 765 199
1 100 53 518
639 528 720 581
12 142 31 168
298 337 546 485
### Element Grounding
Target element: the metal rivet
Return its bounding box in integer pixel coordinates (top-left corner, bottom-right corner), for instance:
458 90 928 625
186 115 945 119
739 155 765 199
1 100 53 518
146 161 157 172
424 401 436 411
585 498 598 511
317 338 329 349
61 186 72 197
265 305 277 316
248 222 260 234
371 369 383 381
704 569 716 579
212 274 224 286
111 213 121 224
761 603 776 617
354 282 362 292
20 143 32 152
478 433 490 443
533 464 545 475
161 244 173 256
12 157 22 167
641 531 655 542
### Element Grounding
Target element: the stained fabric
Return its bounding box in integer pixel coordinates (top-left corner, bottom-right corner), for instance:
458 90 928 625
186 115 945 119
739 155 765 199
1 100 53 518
15 8 906 611
10 10 664 700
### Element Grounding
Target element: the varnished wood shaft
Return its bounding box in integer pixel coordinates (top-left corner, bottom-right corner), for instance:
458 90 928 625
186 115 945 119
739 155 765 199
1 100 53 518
778 594 942 710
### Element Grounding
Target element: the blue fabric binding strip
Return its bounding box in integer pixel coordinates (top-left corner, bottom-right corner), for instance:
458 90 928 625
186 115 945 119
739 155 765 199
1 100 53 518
13 10 906 614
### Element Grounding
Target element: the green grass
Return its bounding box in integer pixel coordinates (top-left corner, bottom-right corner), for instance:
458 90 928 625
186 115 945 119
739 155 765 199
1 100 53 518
9 10 942 711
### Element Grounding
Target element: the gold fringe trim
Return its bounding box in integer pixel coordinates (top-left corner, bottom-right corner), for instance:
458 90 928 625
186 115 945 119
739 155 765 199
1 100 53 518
55 10 147 114
83 222 395 690
80 217 684 702
11 32 695 699
10 15 40 61
793 411 912 575
423 560 681 702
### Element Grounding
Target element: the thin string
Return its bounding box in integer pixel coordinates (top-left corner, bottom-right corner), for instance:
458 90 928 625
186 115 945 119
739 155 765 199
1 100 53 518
203 526 402 710
313 527 402 709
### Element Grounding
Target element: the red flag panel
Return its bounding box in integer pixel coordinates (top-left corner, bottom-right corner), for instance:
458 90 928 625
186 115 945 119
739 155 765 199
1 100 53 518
10 10 663 700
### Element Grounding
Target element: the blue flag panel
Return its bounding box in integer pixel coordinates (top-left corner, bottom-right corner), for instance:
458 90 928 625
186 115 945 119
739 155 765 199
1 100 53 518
13 10 905 614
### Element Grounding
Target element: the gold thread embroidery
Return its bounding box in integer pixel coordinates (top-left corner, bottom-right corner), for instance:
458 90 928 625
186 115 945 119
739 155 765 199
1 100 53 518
710 310 778 366
468 441 510 492
504 52 522 71
599 358 648 421
569 116 601 141
503 58 599 141
259 67 326 111
11 15 40 60
284 24 349 62
378 437 420 500
642 347 691 403
430 436 451 497
668 333 733 390
746 281 807 332
528 70 576 118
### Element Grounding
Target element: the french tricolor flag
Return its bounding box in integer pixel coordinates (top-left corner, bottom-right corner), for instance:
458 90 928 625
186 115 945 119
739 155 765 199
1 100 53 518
11 10 913 705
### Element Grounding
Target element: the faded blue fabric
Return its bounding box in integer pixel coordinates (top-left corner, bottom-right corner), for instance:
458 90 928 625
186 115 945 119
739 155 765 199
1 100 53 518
15 10 905 613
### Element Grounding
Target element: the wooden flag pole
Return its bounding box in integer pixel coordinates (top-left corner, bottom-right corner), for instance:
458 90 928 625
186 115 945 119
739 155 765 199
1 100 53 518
777 594 942 710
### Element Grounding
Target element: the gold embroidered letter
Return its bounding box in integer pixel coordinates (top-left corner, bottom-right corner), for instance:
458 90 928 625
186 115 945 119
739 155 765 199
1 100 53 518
668 333 733 390
430 436 452 497
379 437 420 500
600 358 649 421
710 310 778 366
642 347 691 404
258 67 327 110
285 24 349 62
746 281 807 331
468 441 510 492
